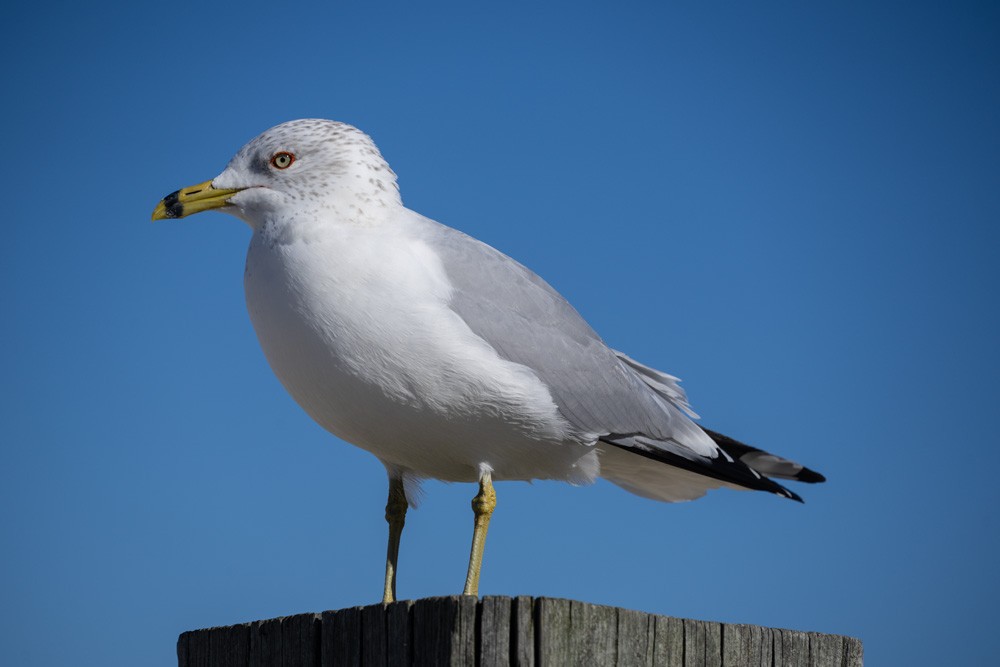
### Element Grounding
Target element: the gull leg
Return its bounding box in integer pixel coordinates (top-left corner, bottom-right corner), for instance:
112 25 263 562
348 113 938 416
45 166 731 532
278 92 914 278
462 470 497 597
382 476 407 604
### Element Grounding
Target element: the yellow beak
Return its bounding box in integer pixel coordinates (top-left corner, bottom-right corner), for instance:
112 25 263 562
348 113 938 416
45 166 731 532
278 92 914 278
151 180 243 221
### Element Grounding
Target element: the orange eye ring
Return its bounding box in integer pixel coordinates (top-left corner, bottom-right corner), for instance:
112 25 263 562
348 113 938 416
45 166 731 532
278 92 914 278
270 152 295 169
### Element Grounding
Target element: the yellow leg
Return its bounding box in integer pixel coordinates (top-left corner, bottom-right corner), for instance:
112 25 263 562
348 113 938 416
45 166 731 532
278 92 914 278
462 471 497 597
382 477 407 604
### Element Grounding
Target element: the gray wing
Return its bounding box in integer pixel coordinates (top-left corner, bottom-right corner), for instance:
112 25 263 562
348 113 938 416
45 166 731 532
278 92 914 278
416 215 813 501
414 215 716 457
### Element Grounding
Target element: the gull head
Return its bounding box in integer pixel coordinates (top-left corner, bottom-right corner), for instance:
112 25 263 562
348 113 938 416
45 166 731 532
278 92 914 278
152 119 401 227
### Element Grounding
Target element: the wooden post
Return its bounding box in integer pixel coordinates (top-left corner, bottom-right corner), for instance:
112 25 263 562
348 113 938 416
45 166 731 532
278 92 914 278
178 596 862 666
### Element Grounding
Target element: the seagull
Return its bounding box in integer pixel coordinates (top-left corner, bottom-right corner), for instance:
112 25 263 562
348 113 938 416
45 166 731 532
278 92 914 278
153 119 824 603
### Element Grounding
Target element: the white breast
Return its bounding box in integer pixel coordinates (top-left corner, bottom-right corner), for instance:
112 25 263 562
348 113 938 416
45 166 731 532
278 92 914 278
243 212 596 484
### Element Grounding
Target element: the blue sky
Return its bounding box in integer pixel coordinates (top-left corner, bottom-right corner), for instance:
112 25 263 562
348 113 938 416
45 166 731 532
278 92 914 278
2 1 998 664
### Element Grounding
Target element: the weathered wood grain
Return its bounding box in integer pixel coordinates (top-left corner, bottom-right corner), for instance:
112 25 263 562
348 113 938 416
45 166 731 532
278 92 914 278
512 595 535 667
535 597 571 665
682 618 723 667
776 628 810 667
569 600 618 664
652 614 684 667
214 623 250 667
410 595 477 666
179 596 861 666
385 600 413 666
248 617 281 667
177 629 189 667
844 635 864 666
479 595 512 667
721 623 773 667
616 607 653 666
322 606 360 667
284 613 320 667
361 604 387 666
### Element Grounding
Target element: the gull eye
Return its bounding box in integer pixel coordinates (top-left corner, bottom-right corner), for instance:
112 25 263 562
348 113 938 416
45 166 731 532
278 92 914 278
270 152 295 169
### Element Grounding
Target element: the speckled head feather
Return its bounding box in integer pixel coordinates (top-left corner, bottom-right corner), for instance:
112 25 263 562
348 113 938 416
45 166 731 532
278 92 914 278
213 119 402 226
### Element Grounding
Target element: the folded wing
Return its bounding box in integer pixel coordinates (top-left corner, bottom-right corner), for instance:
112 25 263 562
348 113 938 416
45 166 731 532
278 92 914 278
418 214 822 502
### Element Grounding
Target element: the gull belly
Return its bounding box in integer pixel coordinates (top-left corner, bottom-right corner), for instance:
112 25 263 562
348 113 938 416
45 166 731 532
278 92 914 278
243 211 597 485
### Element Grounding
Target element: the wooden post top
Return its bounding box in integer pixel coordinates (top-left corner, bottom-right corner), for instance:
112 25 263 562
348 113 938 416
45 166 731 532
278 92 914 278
178 595 862 666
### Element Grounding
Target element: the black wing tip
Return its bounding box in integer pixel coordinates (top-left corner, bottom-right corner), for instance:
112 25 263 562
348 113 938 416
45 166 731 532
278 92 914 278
780 487 805 503
796 467 826 484
601 436 806 502
761 477 804 503
702 427 826 486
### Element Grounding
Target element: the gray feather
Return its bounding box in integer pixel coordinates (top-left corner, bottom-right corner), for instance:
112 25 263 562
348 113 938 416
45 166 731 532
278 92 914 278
413 215 713 455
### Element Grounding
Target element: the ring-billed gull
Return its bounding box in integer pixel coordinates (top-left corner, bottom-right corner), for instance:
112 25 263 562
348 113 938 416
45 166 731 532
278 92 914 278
152 119 824 602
